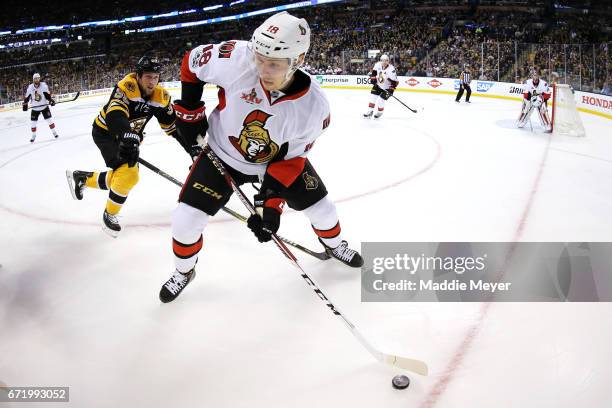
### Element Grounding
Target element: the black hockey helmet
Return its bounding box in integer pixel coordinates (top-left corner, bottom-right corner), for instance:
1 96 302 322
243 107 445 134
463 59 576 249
136 55 161 75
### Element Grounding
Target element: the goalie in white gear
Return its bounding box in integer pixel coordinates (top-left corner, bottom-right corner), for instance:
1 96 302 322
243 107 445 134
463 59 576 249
517 72 552 132
159 11 364 303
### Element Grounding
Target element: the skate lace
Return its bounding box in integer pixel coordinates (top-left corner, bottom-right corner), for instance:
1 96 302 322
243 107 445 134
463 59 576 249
332 241 357 262
76 176 87 192
165 271 188 295
104 212 119 225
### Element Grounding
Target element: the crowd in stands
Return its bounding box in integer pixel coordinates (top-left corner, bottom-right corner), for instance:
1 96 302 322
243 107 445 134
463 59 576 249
1 1 611 103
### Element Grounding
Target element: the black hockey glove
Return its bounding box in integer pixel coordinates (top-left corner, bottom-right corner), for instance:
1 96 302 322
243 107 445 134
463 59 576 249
247 190 285 243
118 131 140 167
49 99 56 106
188 144 203 161
173 99 208 159
22 103 28 111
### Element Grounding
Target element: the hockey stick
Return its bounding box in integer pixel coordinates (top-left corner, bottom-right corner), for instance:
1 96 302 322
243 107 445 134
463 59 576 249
57 91 81 104
203 145 429 376
26 91 81 110
388 93 418 113
137 157 331 261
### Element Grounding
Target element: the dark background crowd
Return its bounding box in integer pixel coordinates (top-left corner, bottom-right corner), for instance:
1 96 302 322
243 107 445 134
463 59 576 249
1 0 610 103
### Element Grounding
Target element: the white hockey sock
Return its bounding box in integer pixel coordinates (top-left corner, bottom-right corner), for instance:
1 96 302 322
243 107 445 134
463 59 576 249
45 118 57 135
367 94 378 113
31 121 37 136
172 202 209 273
376 97 386 111
303 196 342 249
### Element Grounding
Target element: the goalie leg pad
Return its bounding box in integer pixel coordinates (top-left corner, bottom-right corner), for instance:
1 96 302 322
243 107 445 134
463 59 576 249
517 100 534 127
538 103 552 131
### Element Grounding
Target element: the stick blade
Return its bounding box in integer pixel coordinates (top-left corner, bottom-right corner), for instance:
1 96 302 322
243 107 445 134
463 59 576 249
384 354 429 376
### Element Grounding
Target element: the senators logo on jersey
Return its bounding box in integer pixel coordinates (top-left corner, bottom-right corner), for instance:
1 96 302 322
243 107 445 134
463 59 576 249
229 110 279 163
303 172 318 190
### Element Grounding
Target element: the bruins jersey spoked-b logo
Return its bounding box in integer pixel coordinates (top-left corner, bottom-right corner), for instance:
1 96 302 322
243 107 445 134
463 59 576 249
229 110 279 163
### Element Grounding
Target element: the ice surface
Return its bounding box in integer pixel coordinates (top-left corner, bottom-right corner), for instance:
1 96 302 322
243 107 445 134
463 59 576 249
1 88 611 407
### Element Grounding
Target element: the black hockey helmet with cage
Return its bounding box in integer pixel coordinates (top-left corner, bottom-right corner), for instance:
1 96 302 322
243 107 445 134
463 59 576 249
136 55 161 76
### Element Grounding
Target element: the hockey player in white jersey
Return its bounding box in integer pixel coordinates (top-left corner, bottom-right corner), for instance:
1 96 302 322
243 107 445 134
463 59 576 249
517 72 552 132
159 11 364 302
363 54 399 119
23 73 58 142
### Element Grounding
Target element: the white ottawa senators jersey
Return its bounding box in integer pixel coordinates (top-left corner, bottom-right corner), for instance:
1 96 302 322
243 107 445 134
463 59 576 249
25 82 51 111
523 78 551 99
184 40 330 176
372 62 398 91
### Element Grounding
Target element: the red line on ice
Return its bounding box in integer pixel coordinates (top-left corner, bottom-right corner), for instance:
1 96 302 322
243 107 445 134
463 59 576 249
420 134 552 408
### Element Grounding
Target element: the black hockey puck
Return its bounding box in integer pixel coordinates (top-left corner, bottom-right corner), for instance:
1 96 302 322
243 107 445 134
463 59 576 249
392 374 410 390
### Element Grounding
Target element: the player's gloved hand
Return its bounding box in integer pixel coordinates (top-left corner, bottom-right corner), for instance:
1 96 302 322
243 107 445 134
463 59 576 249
22 103 28 111
531 95 542 107
247 190 285 243
189 144 203 161
49 99 56 106
173 99 208 156
118 131 140 167
369 76 377 85
384 88 395 98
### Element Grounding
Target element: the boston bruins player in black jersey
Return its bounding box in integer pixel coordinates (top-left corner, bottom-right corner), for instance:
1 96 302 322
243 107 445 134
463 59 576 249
66 56 196 237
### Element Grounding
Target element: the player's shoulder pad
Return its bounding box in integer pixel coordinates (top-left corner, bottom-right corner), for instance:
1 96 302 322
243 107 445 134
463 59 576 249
305 76 330 114
149 84 171 108
117 73 142 100
188 40 247 70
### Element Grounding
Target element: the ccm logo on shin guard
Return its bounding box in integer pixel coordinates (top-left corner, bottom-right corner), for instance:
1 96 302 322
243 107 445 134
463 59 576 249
192 182 222 199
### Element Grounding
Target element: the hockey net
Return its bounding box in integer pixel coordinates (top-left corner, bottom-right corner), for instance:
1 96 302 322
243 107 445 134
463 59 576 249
551 84 586 137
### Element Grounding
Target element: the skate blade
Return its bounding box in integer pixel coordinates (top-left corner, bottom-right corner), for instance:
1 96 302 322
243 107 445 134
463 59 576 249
102 225 119 238
65 170 79 200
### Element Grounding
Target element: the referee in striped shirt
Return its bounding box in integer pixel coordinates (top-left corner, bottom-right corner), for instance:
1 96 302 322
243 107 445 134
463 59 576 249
455 65 472 103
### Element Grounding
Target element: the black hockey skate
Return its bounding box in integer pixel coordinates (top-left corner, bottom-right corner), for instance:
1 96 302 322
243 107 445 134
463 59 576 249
159 268 196 303
374 112 383 119
66 170 92 200
102 210 121 238
319 238 364 268
363 111 373 118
